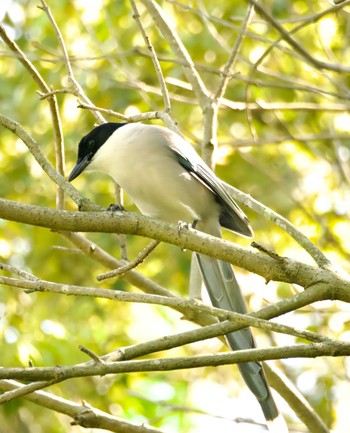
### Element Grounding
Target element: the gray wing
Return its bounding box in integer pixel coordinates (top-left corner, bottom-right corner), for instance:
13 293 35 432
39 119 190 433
171 146 253 237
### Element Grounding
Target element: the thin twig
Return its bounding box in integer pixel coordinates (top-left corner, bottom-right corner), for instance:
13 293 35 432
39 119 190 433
264 364 329 433
130 0 171 113
37 88 74 98
227 133 350 148
244 0 350 139
0 380 166 433
0 379 57 404
196 0 231 52
141 0 209 106
163 78 350 111
0 274 339 343
97 240 160 281
0 23 65 209
0 113 98 211
0 263 39 281
248 0 350 73
58 231 177 297
223 182 332 269
77 103 180 133
214 2 254 102
38 0 105 123
79 345 105 364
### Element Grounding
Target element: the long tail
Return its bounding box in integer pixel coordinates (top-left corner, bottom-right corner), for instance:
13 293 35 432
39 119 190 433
196 253 279 422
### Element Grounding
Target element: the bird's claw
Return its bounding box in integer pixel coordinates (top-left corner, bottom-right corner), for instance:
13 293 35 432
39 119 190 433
177 221 191 235
107 204 125 212
177 219 198 235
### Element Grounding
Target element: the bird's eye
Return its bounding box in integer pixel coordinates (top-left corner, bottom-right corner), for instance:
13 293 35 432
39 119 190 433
88 140 95 149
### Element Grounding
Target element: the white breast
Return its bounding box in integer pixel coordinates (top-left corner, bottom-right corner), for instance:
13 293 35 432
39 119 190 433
89 123 221 228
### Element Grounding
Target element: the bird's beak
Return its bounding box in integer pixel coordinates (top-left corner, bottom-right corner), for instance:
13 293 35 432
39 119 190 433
68 153 92 182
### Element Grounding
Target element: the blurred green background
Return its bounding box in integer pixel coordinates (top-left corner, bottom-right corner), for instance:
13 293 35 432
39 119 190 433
1 1 350 432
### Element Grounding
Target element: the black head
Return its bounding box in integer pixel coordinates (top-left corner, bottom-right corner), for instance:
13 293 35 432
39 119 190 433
68 122 127 182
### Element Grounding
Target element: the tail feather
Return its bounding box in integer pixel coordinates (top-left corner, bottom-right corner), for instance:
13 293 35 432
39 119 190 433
196 253 279 422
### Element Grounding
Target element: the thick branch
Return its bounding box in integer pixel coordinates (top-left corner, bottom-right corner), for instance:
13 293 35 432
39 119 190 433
1 198 350 299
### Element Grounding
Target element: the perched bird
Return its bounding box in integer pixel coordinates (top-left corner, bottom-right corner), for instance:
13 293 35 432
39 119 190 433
69 122 284 430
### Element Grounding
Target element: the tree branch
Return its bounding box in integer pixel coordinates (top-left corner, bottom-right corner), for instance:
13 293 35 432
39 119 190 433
214 3 254 103
0 113 98 211
130 0 171 114
0 341 349 383
0 273 335 343
38 0 105 123
97 239 160 281
141 0 209 106
248 0 350 73
1 198 349 300
223 182 332 268
0 380 165 433
264 365 329 433
0 23 65 207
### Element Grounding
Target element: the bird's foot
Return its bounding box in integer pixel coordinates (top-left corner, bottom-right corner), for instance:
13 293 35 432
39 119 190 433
107 203 125 212
177 221 190 235
177 219 198 235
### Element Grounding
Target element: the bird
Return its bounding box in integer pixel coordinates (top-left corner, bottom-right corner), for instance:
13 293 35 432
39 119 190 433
69 122 284 430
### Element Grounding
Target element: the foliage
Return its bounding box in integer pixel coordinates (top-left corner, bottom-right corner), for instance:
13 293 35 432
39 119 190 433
1 1 350 432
